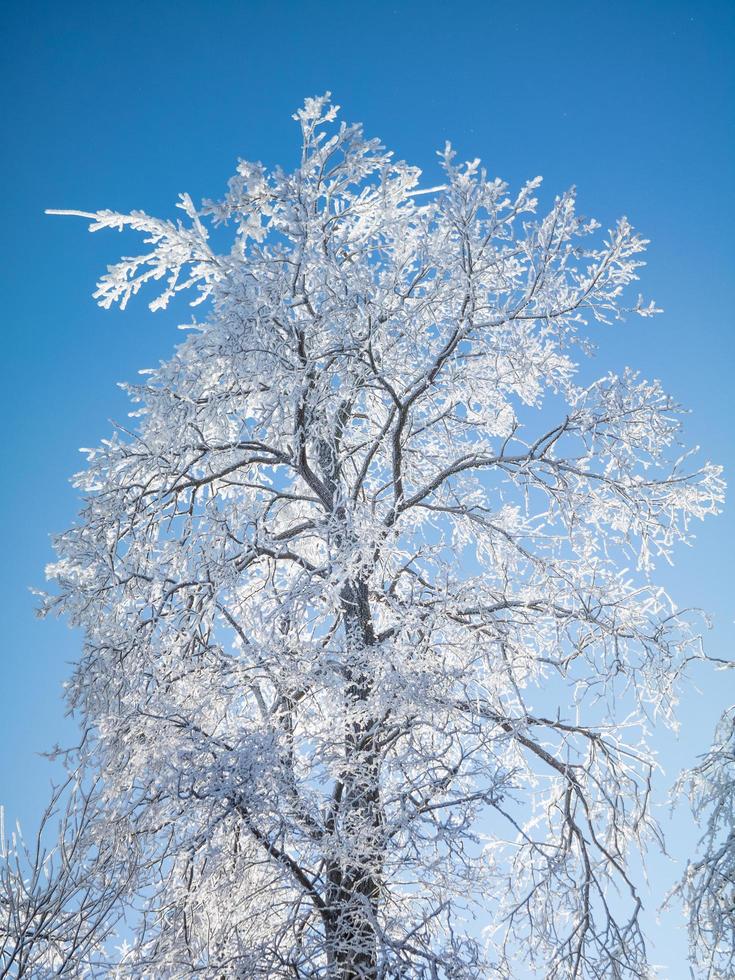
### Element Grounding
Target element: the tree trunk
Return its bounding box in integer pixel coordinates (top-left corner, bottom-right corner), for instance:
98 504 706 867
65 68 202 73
328 578 383 979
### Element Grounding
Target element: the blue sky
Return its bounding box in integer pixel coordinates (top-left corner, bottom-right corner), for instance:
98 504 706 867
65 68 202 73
1 1 732 974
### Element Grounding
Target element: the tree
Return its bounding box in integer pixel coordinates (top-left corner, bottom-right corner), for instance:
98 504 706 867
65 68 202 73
1 776 133 978
672 704 735 979
1 94 724 978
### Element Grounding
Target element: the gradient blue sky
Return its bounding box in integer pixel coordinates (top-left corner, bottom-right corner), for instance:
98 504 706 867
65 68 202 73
1 1 733 974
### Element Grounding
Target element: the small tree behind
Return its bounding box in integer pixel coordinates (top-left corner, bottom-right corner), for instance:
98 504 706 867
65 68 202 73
673 705 735 979
2 95 724 978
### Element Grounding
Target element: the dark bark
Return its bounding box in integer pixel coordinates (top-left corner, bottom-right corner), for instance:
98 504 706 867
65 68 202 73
324 577 383 979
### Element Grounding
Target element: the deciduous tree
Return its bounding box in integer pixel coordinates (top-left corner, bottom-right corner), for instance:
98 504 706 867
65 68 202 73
673 705 735 979
1 95 724 978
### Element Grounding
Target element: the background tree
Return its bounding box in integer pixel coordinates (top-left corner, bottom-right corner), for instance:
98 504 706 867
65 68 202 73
1 95 724 978
1 775 132 978
672 703 735 979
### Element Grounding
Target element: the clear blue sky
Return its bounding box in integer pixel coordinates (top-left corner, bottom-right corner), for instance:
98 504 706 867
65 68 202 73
1 1 732 975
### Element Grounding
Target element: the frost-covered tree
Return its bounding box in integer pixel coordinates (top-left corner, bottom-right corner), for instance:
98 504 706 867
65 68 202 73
673 704 735 979
1 95 725 978
1 776 133 978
